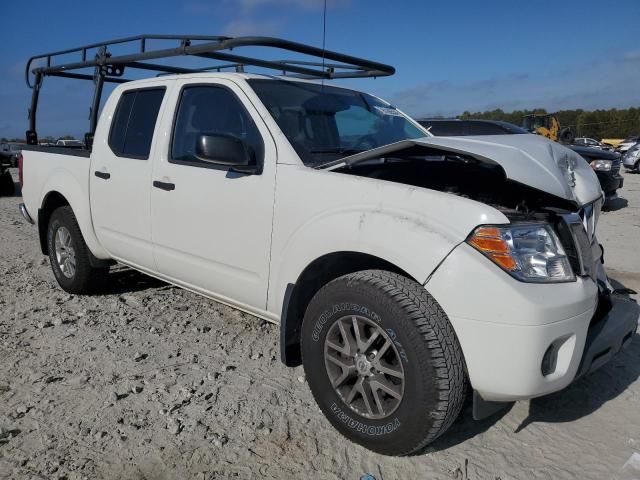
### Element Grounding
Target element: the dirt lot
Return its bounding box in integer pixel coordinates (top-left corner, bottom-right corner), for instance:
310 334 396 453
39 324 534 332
1 168 639 480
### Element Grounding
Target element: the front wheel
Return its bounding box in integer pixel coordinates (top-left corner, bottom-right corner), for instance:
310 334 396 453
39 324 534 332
47 206 107 294
301 270 466 456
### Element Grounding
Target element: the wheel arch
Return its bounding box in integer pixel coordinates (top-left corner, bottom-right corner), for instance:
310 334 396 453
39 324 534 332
279 250 418 367
38 191 71 255
38 189 111 264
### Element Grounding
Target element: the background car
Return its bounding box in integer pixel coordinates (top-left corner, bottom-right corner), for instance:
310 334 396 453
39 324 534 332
616 136 639 153
0 142 24 167
0 151 16 195
622 144 640 172
55 138 85 148
417 118 530 136
566 145 623 199
572 137 614 151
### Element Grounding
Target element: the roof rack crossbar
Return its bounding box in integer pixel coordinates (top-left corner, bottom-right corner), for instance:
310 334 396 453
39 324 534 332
194 51 332 78
24 34 394 145
46 71 131 83
26 35 394 85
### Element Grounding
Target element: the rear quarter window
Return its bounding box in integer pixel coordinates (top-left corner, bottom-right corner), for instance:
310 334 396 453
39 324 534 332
108 87 165 159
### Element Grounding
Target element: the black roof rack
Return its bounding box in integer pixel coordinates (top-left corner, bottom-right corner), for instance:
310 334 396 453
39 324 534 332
24 34 395 146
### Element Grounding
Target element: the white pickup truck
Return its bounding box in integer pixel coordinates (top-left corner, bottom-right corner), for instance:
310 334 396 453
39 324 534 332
19 36 638 456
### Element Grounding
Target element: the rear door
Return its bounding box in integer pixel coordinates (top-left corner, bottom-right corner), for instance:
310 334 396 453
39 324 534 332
150 79 277 311
90 83 169 269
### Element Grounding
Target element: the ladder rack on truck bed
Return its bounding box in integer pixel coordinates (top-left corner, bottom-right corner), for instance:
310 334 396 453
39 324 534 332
24 34 395 148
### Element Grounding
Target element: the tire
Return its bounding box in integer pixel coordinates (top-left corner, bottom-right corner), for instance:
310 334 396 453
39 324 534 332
301 270 466 456
559 128 574 144
47 206 107 294
0 171 14 196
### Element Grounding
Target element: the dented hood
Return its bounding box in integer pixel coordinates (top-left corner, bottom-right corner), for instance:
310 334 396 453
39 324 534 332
329 134 603 206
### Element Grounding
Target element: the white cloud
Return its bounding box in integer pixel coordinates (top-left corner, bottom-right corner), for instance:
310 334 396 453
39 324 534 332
391 54 640 118
222 17 283 36
184 0 347 15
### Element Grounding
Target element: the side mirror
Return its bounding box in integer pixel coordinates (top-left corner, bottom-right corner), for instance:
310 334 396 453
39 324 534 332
195 134 259 174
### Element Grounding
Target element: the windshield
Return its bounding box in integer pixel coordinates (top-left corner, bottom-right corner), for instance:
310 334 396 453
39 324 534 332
248 79 426 166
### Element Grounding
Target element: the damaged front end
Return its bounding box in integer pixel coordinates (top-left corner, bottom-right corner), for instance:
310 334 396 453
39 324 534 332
323 134 603 215
328 134 609 288
330 135 637 414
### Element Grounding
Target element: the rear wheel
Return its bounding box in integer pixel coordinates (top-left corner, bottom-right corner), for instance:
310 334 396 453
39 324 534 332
47 206 107 294
301 270 466 456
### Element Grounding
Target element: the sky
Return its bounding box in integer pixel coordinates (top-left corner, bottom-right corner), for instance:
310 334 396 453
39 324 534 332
2 0 640 139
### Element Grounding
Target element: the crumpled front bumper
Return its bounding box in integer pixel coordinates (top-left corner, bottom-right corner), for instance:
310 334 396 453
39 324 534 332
574 294 639 380
426 241 639 403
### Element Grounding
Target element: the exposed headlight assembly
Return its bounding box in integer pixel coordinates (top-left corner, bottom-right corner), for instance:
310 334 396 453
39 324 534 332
467 223 575 283
590 159 613 171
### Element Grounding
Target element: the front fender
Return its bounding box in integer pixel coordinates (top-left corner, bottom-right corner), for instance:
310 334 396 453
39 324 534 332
40 168 109 259
267 165 509 315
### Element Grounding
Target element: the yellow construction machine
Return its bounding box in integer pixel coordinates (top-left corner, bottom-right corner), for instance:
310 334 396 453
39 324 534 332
522 113 574 143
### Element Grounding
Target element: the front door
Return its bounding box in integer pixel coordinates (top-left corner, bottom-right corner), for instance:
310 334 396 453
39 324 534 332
90 84 169 270
150 79 277 311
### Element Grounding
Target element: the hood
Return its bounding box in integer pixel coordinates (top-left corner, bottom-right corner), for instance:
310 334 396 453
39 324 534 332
328 134 602 206
567 144 621 161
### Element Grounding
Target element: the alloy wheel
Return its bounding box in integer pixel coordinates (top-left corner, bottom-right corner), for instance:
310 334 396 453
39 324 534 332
324 315 405 419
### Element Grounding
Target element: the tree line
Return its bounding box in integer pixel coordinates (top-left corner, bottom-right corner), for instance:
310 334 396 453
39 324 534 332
1 135 76 144
459 108 640 140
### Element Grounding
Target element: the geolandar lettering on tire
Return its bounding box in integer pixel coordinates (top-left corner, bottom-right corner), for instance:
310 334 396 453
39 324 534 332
312 302 381 342
330 402 401 436
385 328 409 364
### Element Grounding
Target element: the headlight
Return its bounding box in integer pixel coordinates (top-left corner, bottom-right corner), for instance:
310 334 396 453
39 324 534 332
590 159 612 171
627 149 640 159
467 223 575 283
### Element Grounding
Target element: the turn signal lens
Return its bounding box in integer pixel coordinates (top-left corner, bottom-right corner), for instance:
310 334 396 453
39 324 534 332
489 254 518 271
468 228 516 271
467 223 575 283
468 236 510 255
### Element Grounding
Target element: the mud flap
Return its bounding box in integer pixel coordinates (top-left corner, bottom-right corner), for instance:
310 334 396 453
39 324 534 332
472 390 513 420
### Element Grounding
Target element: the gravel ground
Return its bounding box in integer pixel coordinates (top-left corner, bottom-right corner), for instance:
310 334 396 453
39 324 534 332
1 168 639 480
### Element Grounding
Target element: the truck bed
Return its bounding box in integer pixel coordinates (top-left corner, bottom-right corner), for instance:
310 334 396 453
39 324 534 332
20 146 98 255
21 145 90 158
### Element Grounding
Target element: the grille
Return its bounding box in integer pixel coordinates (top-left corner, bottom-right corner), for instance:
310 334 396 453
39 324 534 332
557 200 601 280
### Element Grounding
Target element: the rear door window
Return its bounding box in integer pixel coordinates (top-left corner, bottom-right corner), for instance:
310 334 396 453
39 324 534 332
109 88 165 159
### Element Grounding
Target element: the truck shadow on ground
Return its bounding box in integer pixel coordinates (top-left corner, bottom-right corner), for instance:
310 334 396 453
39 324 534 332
603 196 628 212
95 267 167 296
422 333 640 454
